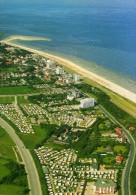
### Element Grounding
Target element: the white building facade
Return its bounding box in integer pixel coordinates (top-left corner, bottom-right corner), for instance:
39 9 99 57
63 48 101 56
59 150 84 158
80 98 95 108
46 60 56 69
56 67 65 75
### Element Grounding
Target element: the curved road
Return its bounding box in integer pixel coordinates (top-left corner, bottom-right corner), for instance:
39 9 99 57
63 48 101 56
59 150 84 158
0 117 42 195
99 105 136 195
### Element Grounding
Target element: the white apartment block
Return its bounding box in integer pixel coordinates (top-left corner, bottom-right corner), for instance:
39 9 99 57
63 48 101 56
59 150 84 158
56 66 65 74
80 98 95 108
46 59 56 69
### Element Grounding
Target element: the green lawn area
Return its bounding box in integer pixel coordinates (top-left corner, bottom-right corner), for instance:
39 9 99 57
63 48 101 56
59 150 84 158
103 155 115 164
0 165 10 180
0 96 14 104
114 145 127 154
0 184 25 195
98 123 104 129
0 86 38 95
0 67 18 73
110 93 136 118
44 142 67 151
18 125 49 150
0 126 16 161
93 146 107 154
17 96 30 104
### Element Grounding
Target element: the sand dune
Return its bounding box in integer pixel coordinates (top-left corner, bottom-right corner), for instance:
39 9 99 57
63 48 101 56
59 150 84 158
1 37 136 104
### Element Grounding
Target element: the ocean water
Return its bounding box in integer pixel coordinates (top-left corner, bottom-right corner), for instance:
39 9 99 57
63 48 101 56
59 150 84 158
0 0 136 93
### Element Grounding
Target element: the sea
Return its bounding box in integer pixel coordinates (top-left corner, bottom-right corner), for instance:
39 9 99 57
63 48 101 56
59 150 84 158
0 0 136 93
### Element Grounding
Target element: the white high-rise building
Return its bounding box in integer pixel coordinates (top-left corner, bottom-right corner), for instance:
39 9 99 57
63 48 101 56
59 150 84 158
56 66 65 75
80 98 95 108
74 74 81 82
46 59 56 69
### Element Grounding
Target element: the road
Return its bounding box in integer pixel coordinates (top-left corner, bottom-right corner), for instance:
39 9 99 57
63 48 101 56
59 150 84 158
0 117 42 195
0 93 41 97
99 105 136 195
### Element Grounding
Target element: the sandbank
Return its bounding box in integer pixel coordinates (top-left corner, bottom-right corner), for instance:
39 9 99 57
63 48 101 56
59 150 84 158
2 35 52 42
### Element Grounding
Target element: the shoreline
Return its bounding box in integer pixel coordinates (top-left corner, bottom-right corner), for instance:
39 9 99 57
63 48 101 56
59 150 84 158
1 39 136 104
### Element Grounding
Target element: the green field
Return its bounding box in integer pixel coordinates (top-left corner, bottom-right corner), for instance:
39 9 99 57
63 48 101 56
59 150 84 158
103 155 115 164
0 96 14 104
0 86 38 95
0 126 16 161
0 126 28 195
0 166 10 180
93 146 107 153
114 146 127 154
0 184 26 195
18 125 51 150
44 142 67 151
0 67 18 73
17 96 30 104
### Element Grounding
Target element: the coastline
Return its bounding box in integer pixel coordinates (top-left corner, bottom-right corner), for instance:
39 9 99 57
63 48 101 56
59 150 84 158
1 38 136 104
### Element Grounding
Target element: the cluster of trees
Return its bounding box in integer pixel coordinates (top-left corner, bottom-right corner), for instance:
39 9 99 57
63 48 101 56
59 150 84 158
25 75 44 86
53 124 71 137
0 161 29 194
36 123 59 148
71 119 102 158
28 93 67 105
28 93 79 106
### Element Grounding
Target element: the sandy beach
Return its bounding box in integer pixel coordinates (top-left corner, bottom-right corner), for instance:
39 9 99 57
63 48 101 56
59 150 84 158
1 36 136 104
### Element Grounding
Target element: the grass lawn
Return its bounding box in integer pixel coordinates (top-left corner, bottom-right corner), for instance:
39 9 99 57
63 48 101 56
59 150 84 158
0 67 18 73
0 158 9 165
44 142 67 151
0 165 10 180
93 146 107 154
0 86 38 95
98 123 104 129
114 145 127 154
17 96 30 104
18 125 49 150
0 126 16 161
110 93 136 118
103 155 115 164
0 96 14 104
0 184 25 195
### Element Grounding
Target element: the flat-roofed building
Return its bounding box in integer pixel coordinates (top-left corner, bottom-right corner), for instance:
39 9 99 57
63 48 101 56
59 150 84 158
56 66 65 75
74 74 81 82
93 178 117 194
80 98 95 108
46 59 56 69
